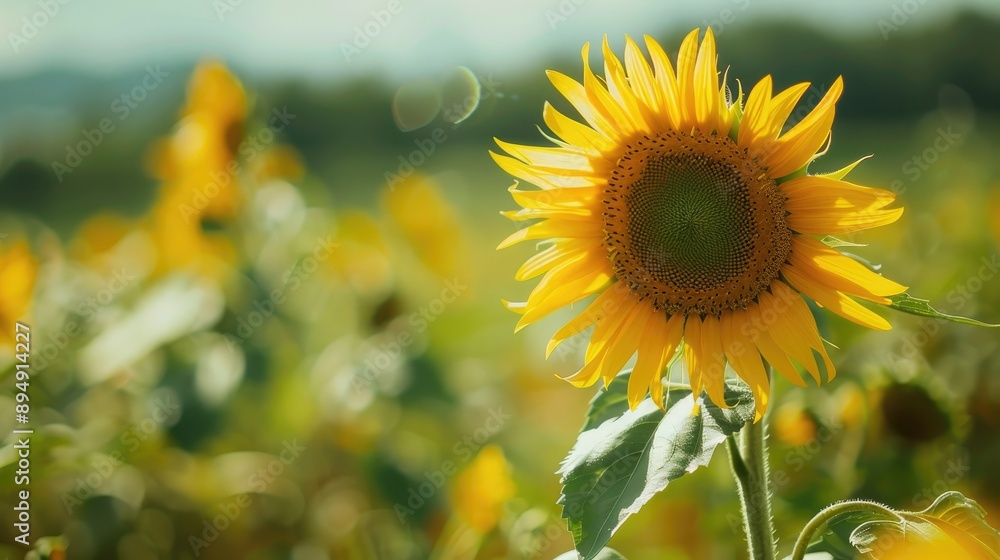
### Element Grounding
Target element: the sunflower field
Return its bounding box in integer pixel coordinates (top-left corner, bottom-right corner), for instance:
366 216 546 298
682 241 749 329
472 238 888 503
1 3 1000 560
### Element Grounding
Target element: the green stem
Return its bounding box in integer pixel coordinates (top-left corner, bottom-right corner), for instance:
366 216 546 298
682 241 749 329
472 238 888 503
790 500 903 560
728 415 777 560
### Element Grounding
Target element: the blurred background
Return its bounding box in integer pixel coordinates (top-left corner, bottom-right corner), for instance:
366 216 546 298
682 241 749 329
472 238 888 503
1 0 999 558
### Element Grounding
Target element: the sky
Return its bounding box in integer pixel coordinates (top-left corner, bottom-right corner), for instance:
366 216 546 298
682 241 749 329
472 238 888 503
1 0 998 81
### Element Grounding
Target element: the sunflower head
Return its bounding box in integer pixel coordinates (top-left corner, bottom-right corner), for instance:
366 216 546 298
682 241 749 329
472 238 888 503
495 29 906 420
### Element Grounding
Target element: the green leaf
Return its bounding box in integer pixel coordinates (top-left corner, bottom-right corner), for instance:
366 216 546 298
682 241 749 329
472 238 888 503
888 293 1000 327
553 548 628 560
582 369 633 432
802 511 880 560
850 492 1000 558
814 154 872 181
820 236 868 249
558 383 754 560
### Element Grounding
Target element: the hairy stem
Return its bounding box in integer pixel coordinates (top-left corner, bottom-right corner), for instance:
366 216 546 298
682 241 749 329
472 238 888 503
790 500 903 560
728 415 778 560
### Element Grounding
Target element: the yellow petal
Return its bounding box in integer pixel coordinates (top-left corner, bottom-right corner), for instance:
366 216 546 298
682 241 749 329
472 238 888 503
764 77 844 178
547 282 629 357
770 281 836 382
681 316 702 414
595 302 651 387
497 218 602 250
579 43 635 136
628 306 668 409
675 28 701 129
699 314 729 408
516 267 612 330
782 264 892 330
722 310 770 421
643 34 683 130
585 296 638 362
491 151 596 189
547 69 621 141
787 236 907 302
508 184 600 210
692 27 722 131
495 138 601 175
738 76 774 150
783 175 904 234
758 289 821 384
649 313 685 409
515 239 598 281
601 36 651 130
623 35 661 118
745 302 808 388
541 101 615 155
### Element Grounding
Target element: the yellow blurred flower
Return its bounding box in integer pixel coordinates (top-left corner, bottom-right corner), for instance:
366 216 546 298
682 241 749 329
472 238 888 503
0 240 38 344
856 493 1000 560
251 144 304 184
879 538 972 560
70 212 134 266
147 185 239 280
182 60 247 132
329 211 393 295
990 185 1000 247
142 61 251 280
833 383 867 430
382 174 467 281
772 402 818 447
451 445 515 534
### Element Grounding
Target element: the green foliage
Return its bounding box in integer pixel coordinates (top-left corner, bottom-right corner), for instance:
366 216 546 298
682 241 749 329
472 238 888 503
559 377 754 560
851 492 1000 558
554 547 628 560
800 493 1000 559
888 293 1000 327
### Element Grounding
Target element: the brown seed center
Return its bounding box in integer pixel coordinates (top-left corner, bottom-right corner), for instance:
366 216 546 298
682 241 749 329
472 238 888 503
602 130 791 317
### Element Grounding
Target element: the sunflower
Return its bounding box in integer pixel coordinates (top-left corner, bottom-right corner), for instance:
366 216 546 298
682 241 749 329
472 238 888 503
495 29 906 419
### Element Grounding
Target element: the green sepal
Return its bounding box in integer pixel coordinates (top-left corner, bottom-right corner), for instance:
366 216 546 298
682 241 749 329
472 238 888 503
888 293 999 327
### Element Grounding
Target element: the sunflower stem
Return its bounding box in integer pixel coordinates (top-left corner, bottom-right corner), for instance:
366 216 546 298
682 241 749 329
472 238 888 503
789 500 903 560
728 408 777 560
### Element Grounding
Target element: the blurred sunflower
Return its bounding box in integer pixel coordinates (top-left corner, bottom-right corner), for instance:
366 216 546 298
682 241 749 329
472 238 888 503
495 29 906 418
383 174 468 281
0 240 37 345
451 445 515 534
141 61 258 280
329 211 394 296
